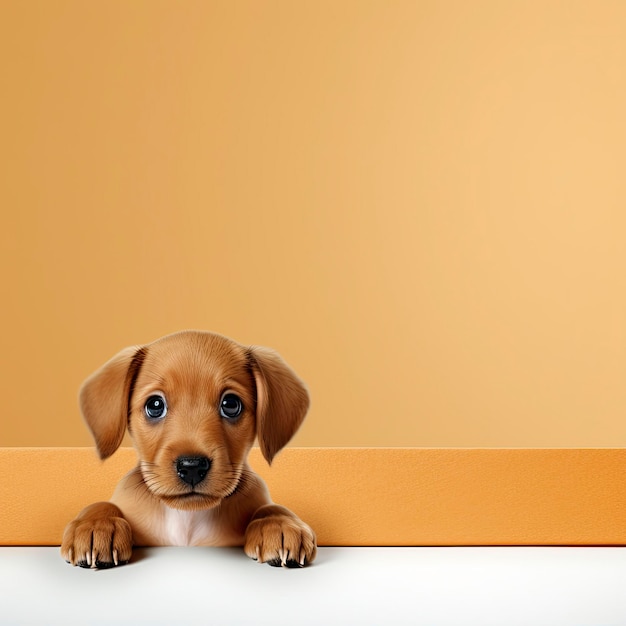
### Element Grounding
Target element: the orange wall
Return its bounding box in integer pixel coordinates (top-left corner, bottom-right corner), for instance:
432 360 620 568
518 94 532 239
1 1 626 448
4 447 626 546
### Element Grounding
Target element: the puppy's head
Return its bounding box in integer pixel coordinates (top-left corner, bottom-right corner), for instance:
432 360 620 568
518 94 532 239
79 331 309 511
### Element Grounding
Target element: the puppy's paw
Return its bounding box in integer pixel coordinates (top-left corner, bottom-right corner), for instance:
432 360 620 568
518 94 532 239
61 516 132 569
244 511 317 568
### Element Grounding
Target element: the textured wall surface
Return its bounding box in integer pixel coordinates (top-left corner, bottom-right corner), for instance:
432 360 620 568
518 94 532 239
2 447 625 545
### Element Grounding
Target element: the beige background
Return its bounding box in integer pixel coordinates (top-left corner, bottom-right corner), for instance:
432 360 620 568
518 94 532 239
1 0 625 448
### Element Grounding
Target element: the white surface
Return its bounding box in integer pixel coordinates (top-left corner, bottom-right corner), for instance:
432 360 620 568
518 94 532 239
1 546 625 625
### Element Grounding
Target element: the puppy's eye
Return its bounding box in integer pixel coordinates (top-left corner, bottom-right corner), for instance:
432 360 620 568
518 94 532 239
220 393 243 420
145 395 167 420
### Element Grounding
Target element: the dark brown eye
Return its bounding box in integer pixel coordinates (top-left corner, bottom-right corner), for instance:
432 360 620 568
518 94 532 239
145 395 167 420
220 393 243 420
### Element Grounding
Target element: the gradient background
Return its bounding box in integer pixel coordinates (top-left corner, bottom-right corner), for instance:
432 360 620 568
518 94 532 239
1 0 625 448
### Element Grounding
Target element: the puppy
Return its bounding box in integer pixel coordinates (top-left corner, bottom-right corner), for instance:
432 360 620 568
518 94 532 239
61 330 316 569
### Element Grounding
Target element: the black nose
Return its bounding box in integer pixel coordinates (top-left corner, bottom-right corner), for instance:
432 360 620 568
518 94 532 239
176 456 211 487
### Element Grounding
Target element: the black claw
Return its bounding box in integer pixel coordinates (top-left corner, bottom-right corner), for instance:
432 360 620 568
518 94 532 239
76 558 129 569
265 557 305 568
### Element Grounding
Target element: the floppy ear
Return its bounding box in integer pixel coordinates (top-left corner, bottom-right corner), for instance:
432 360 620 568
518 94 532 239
248 346 310 465
79 346 145 460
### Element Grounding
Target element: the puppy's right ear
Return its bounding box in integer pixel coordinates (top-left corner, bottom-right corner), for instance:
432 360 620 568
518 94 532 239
79 346 145 460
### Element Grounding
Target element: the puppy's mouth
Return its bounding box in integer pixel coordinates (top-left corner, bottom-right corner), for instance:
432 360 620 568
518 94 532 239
139 460 243 511
160 491 222 511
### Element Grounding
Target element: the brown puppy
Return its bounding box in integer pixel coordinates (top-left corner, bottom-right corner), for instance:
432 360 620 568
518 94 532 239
61 330 316 569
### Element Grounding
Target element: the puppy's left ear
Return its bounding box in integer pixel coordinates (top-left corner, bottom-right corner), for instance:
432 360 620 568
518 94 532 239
248 347 310 465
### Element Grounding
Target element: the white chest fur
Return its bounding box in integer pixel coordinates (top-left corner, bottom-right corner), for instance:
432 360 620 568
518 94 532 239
162 508 217 546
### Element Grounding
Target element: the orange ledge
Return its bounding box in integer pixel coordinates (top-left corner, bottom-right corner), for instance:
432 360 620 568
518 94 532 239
1 447 625 546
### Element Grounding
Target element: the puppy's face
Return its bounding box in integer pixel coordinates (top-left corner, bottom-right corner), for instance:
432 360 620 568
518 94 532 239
79 330 309 512
129 333 257 511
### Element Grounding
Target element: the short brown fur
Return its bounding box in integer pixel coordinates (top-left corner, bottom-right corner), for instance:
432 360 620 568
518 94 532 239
61 330 317 568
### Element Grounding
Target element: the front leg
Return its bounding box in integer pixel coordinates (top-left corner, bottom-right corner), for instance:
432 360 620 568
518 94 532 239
244 504 317 568
60 502 132 569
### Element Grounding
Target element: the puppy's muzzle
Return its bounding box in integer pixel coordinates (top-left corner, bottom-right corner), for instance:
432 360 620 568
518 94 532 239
176 456 211 487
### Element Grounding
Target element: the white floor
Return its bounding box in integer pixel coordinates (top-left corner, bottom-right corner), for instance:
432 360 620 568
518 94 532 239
1 546 625 625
